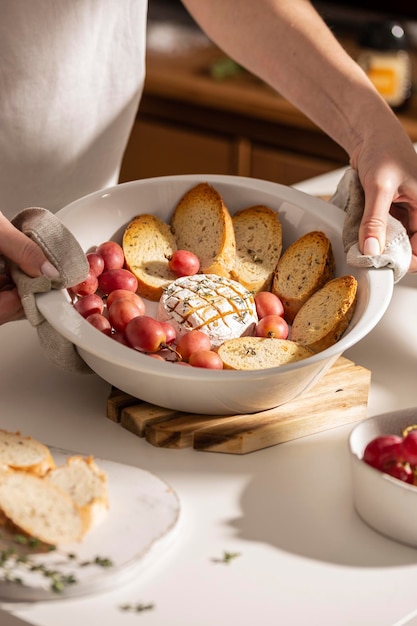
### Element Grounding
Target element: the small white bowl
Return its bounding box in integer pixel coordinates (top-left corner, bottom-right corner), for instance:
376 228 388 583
36 174 393 415
349 409 417 547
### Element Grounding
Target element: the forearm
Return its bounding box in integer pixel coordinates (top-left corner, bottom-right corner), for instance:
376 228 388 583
181 0 402 160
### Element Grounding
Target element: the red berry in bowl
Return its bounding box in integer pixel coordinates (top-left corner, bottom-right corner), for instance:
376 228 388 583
125 316 167 353
168 250 200 277
96 241 125 270
401 429 417 466
254 291 284 319
86 251 105 277
384 461 414 484
363 435 403 471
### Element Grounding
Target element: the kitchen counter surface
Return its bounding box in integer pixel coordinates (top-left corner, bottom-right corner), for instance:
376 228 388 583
2 169 417 626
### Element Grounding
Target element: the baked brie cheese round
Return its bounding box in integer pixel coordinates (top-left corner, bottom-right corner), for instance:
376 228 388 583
157 274 258 347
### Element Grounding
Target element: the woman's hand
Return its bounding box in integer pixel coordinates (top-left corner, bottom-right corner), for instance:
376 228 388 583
350 123 417 272
0 212 58 325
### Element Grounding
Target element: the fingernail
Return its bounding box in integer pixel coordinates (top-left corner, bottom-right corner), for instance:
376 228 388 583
363 237 381 256
41 260 60 278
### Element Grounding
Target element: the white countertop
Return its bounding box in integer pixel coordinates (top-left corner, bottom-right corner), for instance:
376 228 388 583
2 168 417 626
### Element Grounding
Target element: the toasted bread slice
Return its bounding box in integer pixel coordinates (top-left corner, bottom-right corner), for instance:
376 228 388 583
0 429 55 476
230 205 282 293
290 275 358 353
0 470 86 545
272 231 335 323
170 183 236 278
46 456 109 533
217 336 313 370
123 213 178 301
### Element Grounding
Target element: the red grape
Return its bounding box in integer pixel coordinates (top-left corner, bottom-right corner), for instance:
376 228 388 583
168 250 200 277
361 430 417 485
254 291 285 319
401 430 417 465
189 350 223 369
149 353 166 361
98 268 138 295
384 461 414 483
108 298 143 333
106 289 145 312
159 321 176 344
111 331 129 346
125 316 167 352
86 252 105 277
86 313 112 334
73 293 104 318
71 270 99 297
176 330 211 361
96 241 125 270
255 314 289 339
363 435 403 470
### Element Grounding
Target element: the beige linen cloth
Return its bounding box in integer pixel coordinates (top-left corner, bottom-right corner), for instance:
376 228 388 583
9 207 91 373
331 168 412 283
4 171 411 372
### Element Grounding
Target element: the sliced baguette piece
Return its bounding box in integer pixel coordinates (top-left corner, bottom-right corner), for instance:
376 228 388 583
272 231 335 323
217 336 314 370
0 470 86 545
290 275 358 353
231 205 282 293
170 182 236 278
0 429 55 476
46 456 109 533
123 213 178 301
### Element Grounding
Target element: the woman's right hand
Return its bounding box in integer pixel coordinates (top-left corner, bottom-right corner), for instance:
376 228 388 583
0 212 58 325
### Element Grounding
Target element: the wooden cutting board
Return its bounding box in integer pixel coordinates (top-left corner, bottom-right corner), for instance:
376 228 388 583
106 357 371 454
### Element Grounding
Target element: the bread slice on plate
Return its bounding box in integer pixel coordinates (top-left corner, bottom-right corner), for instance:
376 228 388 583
230 205 282 293
0 431 109 546
272 230 335 323
217 336 314 370
170 182 236 278
46 455 109 533
291 275 358 353
0 429 55 476
0 470 86 545
123 213 178 301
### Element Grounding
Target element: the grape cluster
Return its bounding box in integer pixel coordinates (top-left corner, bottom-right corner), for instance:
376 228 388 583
70 240 288 369
363 427 417 484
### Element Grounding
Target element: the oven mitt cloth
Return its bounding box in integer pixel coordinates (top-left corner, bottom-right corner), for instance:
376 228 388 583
330 168 411 283
9 207 92 373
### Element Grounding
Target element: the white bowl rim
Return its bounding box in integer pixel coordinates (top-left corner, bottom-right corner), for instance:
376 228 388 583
36 174 394 381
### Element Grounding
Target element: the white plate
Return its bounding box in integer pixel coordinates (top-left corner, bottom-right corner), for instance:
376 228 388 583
0 449 180 601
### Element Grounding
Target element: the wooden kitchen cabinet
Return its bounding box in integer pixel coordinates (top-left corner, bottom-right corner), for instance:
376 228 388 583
121 116 339 185
250 145 337 185
121 118 235 180
120 42 417 186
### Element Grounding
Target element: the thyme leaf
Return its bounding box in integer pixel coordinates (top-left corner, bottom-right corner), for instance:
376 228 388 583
119 602 155 613
0 533 114 594
211 550 241 564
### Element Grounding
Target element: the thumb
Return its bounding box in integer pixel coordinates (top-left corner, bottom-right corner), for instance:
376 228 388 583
358 184 391 256
0 212 59 278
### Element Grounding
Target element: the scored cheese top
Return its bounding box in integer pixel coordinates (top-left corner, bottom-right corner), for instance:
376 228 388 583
157 274 258 347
